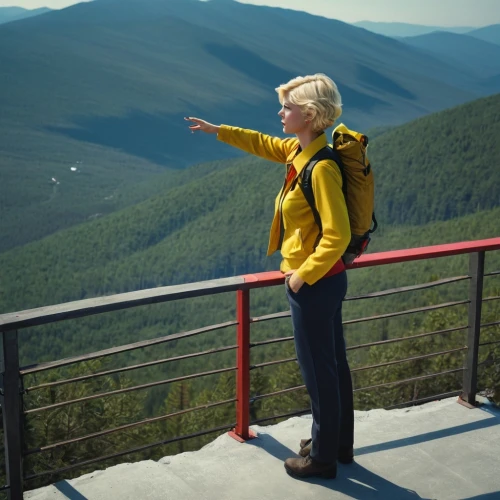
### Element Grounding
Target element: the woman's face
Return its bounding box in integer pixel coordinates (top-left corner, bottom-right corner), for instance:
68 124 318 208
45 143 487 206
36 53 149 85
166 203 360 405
278 95 308 135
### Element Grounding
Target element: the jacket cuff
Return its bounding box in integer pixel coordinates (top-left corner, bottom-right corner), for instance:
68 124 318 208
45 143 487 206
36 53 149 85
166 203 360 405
216 124 232 143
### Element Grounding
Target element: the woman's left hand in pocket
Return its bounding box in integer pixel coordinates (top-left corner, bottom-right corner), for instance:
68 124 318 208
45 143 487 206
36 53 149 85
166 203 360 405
285 270 305 293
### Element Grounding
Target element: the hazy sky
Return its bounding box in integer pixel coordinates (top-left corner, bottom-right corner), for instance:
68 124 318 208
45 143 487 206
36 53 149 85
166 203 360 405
2 0 500 27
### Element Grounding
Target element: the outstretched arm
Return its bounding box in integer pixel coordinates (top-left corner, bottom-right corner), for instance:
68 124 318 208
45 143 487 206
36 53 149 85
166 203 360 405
185 117 220 135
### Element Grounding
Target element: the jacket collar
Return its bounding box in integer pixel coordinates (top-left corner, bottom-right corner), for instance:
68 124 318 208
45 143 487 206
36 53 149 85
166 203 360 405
287 133 328 175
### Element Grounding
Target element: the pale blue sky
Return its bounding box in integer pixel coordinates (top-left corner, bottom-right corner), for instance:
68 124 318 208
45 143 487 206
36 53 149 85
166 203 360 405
2 0 500 27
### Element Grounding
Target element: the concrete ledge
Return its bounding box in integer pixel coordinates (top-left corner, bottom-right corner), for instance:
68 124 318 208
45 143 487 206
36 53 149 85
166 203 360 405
26 397 500 500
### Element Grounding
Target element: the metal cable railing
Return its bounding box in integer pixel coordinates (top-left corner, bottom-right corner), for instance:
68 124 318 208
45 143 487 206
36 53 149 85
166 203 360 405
24 366 237 414
25 344 238 392
21 320 238 375
0 238 498 499
24 398 237 456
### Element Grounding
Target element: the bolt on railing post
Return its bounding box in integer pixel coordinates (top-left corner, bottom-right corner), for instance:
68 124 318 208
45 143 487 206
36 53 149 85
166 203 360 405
461 251 485 407
228 289 256 442
1 330 24 499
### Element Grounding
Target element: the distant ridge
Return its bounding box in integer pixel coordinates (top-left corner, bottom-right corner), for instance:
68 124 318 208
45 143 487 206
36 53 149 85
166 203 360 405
466 24 500 45
0 6 52 25
353 20 474 37
400 32 500 78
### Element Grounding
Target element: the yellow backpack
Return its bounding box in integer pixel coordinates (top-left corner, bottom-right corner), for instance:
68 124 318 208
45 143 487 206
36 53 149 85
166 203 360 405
299 123 377 264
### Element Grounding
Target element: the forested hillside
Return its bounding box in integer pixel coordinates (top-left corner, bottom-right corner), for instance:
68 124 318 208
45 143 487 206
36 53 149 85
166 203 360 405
2 92 499 313
371 93 500 224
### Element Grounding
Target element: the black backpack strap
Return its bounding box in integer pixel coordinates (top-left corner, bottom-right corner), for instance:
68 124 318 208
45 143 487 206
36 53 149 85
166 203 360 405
370 213 378 233
298 147 345 243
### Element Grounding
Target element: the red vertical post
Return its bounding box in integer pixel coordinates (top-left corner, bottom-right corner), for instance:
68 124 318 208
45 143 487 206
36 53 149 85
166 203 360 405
229 289 256 442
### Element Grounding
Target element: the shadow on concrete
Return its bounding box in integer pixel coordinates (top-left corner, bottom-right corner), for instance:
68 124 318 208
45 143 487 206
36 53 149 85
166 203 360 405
355 414 500 458
246 431 296 462
54 480 88 499
247 433 426 499
478 401 500 418
305 462 428 499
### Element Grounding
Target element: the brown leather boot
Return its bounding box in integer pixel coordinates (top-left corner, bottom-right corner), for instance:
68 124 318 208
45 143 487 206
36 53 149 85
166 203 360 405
284 455 337 479
299 438 354 464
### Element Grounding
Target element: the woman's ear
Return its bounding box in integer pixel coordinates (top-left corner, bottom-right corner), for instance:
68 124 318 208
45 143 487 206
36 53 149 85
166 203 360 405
304 108 315 125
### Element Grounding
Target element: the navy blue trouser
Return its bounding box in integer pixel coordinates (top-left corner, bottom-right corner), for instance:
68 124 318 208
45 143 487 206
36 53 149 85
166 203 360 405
285 271 354 463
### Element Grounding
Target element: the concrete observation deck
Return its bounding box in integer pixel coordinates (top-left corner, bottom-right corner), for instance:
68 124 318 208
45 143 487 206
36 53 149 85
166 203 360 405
26 397 500 500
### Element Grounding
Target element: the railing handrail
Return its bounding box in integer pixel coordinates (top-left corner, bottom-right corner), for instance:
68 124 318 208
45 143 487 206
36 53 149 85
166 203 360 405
1 237 499 332
0 277 246 331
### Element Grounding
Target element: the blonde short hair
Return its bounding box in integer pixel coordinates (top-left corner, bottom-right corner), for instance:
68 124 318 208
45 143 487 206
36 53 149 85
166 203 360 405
276 74 342 132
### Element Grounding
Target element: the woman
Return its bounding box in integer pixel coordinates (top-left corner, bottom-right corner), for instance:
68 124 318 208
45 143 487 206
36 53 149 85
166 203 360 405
185 73 354 479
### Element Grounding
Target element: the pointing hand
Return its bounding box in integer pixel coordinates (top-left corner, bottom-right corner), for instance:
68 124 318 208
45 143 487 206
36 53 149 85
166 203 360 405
184 117 220 134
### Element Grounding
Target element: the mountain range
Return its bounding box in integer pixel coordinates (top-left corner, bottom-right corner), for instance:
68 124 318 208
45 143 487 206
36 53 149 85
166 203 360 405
1 0 500 253
399 32 500 78
354 21 500 45
0 6 51 25
353 21 475 37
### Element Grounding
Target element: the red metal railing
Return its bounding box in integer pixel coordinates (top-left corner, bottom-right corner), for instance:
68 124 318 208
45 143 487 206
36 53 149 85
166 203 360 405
0 237 499 499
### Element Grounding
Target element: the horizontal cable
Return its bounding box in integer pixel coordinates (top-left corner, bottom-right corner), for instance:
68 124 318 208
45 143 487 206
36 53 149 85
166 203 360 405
25 366 236 414
479 340 500 347
21 320 237 375
251 325 467 352
347 325 467 351
484 271 500 277
344 300 469 326
24 398 236 456
384 390 462 410
250 339 468 376
24 422 236 482
26 345 237 392
251 385 306 403
483 296 500 303
345 276 470 302
353 367 464 393
250 336 293 348
481 320 500 329
250 311 290 324
351 347 467 373
250 357 297 370
250 300 469 328
250 408 310 426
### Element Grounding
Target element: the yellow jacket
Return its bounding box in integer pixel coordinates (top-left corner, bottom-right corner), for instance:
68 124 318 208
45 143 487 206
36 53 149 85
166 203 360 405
217 125 351 285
